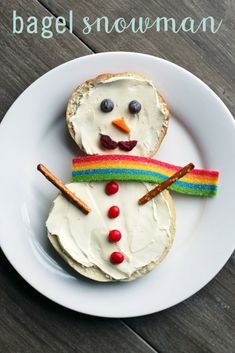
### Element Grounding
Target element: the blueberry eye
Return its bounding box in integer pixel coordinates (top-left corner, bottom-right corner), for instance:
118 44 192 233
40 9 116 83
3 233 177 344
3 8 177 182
129 100 141 114
100 99 114 113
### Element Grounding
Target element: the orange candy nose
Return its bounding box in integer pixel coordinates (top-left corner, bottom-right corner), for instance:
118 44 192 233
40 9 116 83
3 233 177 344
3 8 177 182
112 118 130 133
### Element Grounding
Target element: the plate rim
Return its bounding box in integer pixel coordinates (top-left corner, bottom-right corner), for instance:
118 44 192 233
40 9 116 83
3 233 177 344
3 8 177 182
0 51 234 318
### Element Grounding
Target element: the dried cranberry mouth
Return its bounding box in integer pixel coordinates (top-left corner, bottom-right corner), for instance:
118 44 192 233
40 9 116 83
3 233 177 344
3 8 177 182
100 134 137 152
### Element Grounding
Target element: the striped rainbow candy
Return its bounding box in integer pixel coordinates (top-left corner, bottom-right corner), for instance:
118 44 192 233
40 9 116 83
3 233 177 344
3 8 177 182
72 155 219 196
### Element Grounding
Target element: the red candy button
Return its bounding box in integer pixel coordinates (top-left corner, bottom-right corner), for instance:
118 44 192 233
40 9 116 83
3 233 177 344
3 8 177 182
110 251 124 264
108 230 122 242
105 181 119 195
108 206 120 218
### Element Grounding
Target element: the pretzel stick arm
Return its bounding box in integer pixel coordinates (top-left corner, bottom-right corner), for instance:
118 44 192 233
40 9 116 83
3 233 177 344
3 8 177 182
138 163 195 205
37 164 91 215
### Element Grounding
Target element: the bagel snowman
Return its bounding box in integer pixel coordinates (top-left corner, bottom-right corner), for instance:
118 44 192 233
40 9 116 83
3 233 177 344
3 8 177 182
44 72 219 282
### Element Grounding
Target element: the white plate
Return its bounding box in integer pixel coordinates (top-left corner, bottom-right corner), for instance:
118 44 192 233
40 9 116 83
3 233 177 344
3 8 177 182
0 52 234 318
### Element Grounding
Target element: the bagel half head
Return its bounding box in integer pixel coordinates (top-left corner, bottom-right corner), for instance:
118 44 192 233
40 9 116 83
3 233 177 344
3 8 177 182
66 72 170 157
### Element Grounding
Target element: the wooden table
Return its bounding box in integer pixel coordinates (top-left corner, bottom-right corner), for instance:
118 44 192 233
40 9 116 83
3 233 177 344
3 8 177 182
0 1 234 352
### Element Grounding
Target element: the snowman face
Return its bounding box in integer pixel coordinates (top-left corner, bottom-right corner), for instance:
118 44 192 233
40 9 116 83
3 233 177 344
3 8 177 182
67 75 168 156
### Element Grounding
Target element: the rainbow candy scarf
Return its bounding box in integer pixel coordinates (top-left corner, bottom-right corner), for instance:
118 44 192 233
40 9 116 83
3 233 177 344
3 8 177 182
72 155 219 196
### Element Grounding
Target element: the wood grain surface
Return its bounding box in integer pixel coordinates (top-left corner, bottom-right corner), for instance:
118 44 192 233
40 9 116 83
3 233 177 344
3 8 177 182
0 0 234 352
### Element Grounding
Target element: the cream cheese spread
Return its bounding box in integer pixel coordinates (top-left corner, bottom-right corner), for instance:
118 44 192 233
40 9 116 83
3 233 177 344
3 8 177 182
46 181 175 280
68 76 167 156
